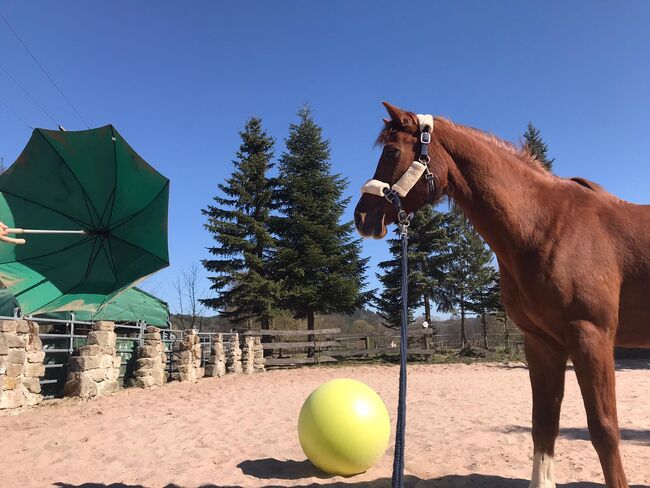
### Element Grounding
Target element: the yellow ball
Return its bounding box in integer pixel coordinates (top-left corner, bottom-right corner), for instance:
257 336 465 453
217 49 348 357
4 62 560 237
298 378 390 476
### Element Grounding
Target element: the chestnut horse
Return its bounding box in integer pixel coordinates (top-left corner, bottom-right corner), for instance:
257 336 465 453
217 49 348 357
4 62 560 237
355 102 650 488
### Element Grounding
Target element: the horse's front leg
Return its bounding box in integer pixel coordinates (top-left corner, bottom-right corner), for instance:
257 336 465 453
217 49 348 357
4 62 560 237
525 334 568 488
568 320 628 488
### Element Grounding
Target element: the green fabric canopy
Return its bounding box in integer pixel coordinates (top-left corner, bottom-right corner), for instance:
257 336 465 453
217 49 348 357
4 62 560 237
74 287 169 327
0 287 169 328
0 125 169 315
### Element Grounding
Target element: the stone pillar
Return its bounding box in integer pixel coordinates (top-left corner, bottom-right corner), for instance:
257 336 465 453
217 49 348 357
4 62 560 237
205 333 226 378
253 336 265 373
242 336 265 374
132 326 166 388
0 320 44 410
226 333 242 374
63 321 121 398
172 329 204 382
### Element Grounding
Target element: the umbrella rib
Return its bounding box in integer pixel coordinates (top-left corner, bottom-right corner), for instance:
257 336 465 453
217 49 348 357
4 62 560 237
99 187 116 229
0 234 94 265
36 129 103 227
101 234 120 282
110 233 169 266
0 189 92 229
81 234 105 282
109 180 169 230
23 240 119 316
12 276 49 299
102 125 118 228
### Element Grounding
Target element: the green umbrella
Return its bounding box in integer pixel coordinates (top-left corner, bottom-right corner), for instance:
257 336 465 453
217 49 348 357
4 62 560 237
0 125 169 315
0 287 170 327
75 287 170 327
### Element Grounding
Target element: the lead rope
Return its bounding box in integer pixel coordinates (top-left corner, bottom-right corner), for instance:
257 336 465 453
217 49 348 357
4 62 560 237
383 188 412 488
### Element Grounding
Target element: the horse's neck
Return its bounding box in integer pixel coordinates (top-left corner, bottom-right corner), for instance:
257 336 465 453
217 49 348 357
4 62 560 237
438 126 550 259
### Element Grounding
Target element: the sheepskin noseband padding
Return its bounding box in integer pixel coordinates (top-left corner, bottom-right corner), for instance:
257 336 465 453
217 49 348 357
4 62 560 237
360 179 390 197
390 161 427 197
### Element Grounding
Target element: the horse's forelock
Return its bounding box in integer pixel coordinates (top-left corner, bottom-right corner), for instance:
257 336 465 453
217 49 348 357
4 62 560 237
375 112 418 146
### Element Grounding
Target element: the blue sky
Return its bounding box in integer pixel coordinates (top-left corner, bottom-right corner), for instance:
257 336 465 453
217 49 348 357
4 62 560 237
1 1 649 315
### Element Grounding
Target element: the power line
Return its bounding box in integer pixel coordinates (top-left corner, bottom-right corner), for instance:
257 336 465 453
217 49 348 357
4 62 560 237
0 96 34 130
1 13 90 128
0 63 59 127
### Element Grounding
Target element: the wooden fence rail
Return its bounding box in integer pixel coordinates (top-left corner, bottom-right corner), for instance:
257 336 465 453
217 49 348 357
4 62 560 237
242 327 524 368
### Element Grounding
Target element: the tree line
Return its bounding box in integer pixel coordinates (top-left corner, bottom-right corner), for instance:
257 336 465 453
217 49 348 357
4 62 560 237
201 107 368 351
201 107 554 350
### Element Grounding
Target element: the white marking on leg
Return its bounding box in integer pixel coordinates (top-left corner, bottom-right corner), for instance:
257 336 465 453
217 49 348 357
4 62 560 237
529 452 555 488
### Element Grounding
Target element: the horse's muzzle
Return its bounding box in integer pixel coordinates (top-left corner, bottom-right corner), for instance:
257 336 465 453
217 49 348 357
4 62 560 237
354 209 387 239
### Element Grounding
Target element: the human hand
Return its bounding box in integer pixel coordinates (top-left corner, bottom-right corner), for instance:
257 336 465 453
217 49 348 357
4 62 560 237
0 222 25 245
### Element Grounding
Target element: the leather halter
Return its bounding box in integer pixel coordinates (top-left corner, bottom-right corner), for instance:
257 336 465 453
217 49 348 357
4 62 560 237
360 114 436 204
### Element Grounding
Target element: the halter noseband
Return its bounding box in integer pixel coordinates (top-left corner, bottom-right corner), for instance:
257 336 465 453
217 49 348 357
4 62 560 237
360 114 436 209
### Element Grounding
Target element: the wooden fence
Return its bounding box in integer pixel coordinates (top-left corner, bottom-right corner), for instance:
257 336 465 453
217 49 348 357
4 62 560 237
244 327 525 367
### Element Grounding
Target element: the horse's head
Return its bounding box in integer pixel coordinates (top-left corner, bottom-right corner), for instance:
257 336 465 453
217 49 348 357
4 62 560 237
354 102 451 239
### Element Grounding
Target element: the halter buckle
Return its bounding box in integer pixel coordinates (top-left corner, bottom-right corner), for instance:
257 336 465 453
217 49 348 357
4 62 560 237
383 188 397 203
398 210 409 225
420 132 431 144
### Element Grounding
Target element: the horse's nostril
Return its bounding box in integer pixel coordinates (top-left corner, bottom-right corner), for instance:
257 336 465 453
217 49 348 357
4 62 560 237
355 212 366 228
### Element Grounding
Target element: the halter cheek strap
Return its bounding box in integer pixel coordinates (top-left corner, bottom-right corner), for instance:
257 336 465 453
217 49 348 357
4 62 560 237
361 114 436 201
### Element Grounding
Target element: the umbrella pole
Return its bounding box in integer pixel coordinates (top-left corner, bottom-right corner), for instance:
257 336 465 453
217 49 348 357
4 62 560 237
7 228 86 235
0 228 86 245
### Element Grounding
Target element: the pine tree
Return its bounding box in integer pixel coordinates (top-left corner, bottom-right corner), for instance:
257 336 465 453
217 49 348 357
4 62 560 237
436 210 494 348
375 206 449 329
523 122 555 172
273 106 369 355
201 117 279 330
488 272 516 353
468 266 500 349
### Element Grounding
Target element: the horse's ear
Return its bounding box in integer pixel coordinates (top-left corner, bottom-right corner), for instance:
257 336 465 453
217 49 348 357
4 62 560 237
383 101 414 129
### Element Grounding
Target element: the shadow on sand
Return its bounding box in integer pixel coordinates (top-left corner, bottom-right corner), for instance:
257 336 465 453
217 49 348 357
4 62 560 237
498 424 650 446
54 472 650 488
485 358 650 372
233 459 649 487
615 358 650 370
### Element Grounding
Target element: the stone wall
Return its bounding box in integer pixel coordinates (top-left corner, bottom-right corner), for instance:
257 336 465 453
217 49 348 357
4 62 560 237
0 320 44 410
171 329 204 382
226 333 243 374
132 326 166 388
242 336 265 374
204 333 226 378
63 321 121 398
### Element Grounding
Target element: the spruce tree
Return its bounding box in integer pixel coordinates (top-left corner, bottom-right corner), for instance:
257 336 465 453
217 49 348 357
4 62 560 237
375 206 449 329
436 210 494 348
273 106 368 354
201 117 279 330
468 266 500 349
523 122 555 172
487 271 516 353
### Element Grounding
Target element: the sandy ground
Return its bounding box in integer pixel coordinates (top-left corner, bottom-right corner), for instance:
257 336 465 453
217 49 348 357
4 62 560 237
2 362 649 488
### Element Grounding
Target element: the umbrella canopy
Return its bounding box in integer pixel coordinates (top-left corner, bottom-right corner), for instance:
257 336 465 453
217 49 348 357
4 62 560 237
75 287 169 327
0 125 169 315
0 287 169 327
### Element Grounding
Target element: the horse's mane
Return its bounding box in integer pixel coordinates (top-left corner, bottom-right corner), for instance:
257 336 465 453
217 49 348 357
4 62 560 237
376 112 627 206
376 113 549 174
570 177 605 192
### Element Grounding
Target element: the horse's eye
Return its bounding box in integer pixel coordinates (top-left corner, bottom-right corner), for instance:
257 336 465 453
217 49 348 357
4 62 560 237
384 147 400 159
